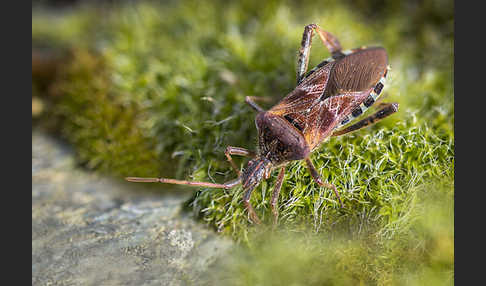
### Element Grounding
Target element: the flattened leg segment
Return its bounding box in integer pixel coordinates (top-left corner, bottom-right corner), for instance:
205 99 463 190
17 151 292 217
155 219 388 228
296 24 316 84
332 102 399 137
296 24 343 85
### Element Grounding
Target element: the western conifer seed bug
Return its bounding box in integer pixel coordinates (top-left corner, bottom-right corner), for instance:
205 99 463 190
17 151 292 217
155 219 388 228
126 24 398 224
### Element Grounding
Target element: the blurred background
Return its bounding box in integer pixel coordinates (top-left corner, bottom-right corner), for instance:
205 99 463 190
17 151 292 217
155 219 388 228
33 0 453 285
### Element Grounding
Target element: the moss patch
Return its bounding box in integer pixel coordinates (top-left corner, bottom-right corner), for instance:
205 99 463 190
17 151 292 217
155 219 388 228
203 179 453 285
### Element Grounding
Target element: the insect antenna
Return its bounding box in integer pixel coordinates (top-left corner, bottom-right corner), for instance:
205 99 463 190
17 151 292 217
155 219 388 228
125 176 241 190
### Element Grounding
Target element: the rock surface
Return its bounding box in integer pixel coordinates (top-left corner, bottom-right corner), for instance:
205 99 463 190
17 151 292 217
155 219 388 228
32 130 232 285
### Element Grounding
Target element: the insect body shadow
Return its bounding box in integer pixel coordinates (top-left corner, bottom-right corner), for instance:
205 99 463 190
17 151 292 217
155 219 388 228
126 24 399 225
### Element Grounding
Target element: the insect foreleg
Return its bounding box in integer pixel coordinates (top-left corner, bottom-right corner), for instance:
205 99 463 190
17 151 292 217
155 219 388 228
305 158 344 207
332 102 399 137
243 186 262 224
270 166 286 225
225 146 256 176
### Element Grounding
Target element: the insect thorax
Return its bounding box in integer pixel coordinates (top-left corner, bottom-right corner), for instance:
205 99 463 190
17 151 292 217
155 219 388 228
255 112 310 164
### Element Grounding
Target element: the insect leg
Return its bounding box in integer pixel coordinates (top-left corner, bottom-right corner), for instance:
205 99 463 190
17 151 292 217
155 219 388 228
332 102 399 137
125 176 241 189
296 24 344 84
270 166 286 225
313 26 343 59
305 158 344 207
225 146 256 176
242 186 262 224
245 96 269 112
296 24 316 84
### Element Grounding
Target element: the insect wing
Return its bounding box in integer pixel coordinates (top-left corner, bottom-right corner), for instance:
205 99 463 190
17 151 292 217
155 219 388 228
305 89 372 149
268 62 333 131
329 47 389 129
269 47 388 150
327 47 387 96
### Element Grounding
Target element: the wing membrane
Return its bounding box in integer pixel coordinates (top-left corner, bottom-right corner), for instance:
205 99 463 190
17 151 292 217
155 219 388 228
328 47 387 95
270 63 333 114
305 90 372 149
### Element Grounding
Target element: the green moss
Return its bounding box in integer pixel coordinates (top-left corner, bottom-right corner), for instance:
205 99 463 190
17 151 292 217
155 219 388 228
48 49 161 177
203 179 453 285
33 0 453 284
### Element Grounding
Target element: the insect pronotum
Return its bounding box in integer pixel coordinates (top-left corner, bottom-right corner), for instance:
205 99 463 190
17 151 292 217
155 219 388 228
126 24 399 224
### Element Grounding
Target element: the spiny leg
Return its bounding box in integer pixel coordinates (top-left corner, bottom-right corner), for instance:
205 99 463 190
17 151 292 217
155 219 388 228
242 186 262 224
297 24 343 84
305 158 344 208
296 24 316 84
332 102 399 137
225 146 256 176
270 166 286 225
245 96 271 112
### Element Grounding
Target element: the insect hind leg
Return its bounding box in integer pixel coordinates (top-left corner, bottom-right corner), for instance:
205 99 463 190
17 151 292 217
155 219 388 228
314 27 343 58
296 24 343 84
296 24 316 84
332 102 399 137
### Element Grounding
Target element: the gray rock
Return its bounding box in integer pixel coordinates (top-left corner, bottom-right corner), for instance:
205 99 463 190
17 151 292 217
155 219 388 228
32 130 233 285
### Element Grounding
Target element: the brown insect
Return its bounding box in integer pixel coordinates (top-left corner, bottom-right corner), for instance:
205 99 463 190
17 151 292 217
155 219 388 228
126 24 398 224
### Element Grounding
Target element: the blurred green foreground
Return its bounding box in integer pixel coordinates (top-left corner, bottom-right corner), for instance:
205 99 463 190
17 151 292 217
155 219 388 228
33 0 453 284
